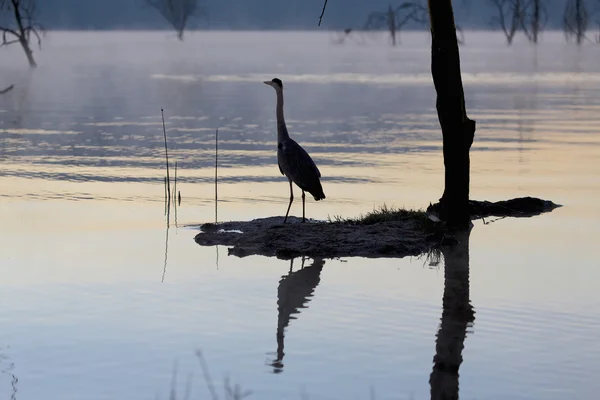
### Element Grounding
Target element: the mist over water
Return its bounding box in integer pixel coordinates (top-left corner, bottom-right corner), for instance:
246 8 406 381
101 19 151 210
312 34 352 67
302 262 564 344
1 31 600 400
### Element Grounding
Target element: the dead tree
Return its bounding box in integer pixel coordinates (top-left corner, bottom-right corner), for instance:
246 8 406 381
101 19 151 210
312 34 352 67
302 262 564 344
364 3 427 46
488 0 525 45
520 0 548 43
147 0 205 41
563 0 589 45
0 0 43 68
427 0 475 227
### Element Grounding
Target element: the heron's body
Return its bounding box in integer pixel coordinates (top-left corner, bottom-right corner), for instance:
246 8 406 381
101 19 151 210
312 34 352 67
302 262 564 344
265 78 325 222
277 138 325 201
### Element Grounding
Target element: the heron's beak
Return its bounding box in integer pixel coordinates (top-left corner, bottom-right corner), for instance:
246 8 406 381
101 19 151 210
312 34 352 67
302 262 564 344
263 81 273 86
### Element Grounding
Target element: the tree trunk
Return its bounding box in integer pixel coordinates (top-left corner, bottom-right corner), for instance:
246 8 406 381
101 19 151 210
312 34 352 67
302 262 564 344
533 0 540 43
19 37 37 68
388 7 396 46
430 228 475 400
11 0 37 68
427 0 475 228
575 0 583 45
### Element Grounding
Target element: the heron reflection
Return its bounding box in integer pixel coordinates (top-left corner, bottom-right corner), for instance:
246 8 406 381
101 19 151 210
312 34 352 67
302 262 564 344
269 256 325 373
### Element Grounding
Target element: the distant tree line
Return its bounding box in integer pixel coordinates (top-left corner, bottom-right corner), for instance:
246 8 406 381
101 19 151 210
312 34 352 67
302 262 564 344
487 0 595 45
1 0 600 69
351 0 600 46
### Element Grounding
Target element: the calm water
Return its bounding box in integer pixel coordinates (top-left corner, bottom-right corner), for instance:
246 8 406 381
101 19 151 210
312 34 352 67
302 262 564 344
1 31 600 400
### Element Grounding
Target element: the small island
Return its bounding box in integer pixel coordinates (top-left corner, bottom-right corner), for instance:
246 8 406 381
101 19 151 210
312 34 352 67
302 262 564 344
194 197 561 259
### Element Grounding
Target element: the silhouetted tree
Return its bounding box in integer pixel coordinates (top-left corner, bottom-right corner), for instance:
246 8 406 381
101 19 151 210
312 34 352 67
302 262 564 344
427 0 475 227
563 0 589 45
147 0 206 41
364 3 427 46
0 0 43 68
521 0 548 43
318 1 563 227
489 0 525 45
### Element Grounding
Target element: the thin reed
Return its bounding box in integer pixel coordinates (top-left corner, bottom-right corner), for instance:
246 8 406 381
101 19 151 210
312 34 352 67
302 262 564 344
173 161 178 203
161 108 172 203
215 127 219 224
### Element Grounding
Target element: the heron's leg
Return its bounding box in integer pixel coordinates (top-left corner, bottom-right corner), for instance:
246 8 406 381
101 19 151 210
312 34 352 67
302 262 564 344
284 180 294 223
301 190 306 223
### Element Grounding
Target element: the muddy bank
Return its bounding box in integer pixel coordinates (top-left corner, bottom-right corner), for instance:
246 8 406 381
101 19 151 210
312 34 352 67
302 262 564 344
195 216 437 260
194 197 561 260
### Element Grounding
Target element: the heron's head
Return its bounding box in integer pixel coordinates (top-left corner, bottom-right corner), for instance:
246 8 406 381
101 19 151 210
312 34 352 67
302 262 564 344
263 78 283 91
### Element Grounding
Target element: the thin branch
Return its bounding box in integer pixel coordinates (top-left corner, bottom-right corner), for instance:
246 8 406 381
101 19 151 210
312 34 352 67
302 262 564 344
0 84 15 94
1 26 20 49
318 0 328 26
25 26 41 48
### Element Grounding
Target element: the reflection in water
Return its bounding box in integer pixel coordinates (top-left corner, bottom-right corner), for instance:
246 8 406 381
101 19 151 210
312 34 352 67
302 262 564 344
0 349 18 400
162 194 178 282
430 228 475 400
269 257 325 373
162 205 171 283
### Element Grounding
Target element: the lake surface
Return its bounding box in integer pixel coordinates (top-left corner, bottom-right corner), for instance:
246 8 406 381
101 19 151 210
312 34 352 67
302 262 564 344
1 31 600 400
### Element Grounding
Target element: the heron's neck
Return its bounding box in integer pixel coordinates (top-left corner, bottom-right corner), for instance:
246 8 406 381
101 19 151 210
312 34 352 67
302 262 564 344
275 89 289 142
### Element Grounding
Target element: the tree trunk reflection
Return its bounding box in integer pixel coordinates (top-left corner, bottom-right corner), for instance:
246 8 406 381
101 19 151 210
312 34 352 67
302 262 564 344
430 228 475 400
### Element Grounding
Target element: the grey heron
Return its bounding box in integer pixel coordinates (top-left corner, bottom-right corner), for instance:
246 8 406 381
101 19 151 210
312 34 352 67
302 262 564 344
264 78 326 223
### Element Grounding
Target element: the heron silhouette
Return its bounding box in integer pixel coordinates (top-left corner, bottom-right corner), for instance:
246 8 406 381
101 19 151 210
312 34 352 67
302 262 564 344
264 78 326 223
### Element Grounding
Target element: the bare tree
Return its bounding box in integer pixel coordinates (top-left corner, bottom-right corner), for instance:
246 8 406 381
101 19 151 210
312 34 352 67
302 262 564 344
147 0 206 41
563 0 589 44
364 3 427 46
489 0 525 45
521 0 548 43
0 0 43 68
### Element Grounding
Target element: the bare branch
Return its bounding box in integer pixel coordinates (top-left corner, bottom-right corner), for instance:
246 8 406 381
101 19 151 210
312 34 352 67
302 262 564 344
0 0 41 67
0 84 15 94
1 26 19 48
318 0 328 26
25 25 41 48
